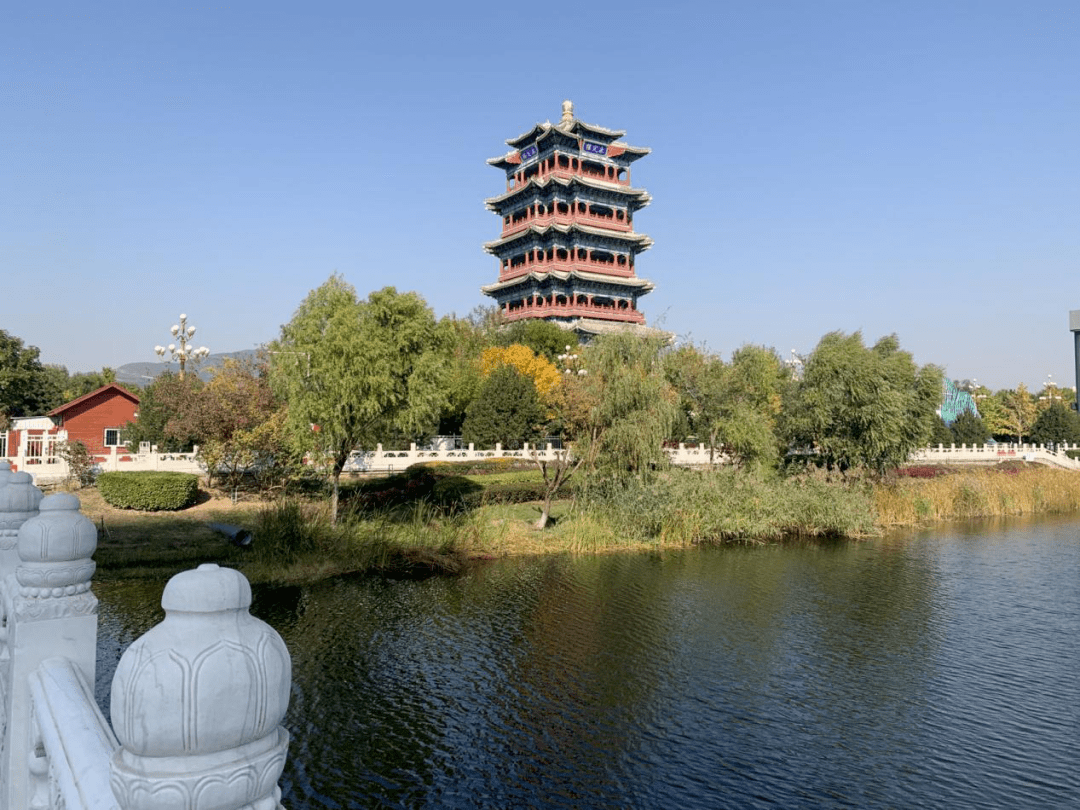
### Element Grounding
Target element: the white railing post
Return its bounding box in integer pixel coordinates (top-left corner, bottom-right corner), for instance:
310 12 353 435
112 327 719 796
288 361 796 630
109 564 291 810
0 462 45 806
5 492 99 810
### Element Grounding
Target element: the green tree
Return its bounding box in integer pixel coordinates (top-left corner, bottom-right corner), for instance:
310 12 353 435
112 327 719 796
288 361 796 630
1029 402 1080 445
270 276 449 521
999 384 1037 444
929 416 954 446
162 359 279 488
496 319 578 362
784 331 944 474
721 345 789 468
950 410 990 445
574 333 678 480
974 388 1009 438
123 372 204 452
663 344 727 458
664 343 788 469
436 315 494 435
0 330 54 418
461 365 543 449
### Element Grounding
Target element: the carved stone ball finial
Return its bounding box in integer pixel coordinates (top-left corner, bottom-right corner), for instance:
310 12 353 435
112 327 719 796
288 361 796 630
16 492 97 595
561 99 574 126
110 564 292 810
0 470 44 558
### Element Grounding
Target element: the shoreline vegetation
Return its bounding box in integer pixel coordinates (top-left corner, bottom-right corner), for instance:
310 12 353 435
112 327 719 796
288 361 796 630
75 460 1080 585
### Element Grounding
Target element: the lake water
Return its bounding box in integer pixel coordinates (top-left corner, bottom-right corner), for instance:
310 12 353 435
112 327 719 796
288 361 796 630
93 516 1080 809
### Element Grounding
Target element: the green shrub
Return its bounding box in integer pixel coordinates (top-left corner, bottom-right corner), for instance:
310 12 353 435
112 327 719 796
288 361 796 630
57 440 96 487
97 472 199 511
466 478 556 507
415 458 535 475
431 476 483 512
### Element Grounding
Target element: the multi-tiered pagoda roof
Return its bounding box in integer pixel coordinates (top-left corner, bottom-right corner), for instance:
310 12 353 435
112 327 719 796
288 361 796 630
481 101 659 337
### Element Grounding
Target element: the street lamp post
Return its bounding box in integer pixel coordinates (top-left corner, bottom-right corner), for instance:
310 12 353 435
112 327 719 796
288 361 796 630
1039 373 1061 407
154 313 210 380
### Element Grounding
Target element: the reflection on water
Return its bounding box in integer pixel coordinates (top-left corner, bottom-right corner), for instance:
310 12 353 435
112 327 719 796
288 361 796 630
95 516 1080 809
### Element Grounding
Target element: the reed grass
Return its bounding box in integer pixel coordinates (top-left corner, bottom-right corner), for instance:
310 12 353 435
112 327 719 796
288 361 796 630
576 468 877 547
875 466 1080 526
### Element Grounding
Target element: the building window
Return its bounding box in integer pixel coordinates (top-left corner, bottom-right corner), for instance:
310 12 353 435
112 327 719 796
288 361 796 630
104 429 123 447
0 432 6 457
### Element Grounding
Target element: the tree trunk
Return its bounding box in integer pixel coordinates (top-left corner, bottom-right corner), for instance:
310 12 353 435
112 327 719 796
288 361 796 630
330 465 342 524
534 492 553 530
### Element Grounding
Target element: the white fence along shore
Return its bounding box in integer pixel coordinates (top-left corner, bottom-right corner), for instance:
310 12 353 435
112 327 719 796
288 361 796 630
9 441 1080 486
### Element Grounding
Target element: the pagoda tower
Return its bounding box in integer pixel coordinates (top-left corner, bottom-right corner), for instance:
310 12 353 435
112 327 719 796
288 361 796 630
481 101 656 336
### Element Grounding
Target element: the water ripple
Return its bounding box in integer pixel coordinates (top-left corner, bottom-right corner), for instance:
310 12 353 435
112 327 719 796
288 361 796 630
93 519 1080 809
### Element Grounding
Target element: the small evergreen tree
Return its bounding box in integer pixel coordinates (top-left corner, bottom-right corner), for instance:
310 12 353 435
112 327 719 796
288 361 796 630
1029 402 1080 445
950 410 990 446
462 365 543 450
929 416 954 446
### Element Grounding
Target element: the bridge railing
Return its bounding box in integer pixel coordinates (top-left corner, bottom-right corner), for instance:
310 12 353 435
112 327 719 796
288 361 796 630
0 461 292 810
910 442 1080 470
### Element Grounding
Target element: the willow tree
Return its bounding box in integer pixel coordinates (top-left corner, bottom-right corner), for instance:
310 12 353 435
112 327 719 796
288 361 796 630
664 343 788 469
270 276 448 520
527 332 677 529
784 331 943 474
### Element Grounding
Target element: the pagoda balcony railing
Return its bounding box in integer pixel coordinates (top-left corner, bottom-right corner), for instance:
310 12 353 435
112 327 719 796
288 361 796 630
499 258 636 282
501 211 633 237
503 301 646 325
508 164 631 192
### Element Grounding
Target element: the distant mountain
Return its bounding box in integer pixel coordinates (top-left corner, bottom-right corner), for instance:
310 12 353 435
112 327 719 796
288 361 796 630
115 349 261 386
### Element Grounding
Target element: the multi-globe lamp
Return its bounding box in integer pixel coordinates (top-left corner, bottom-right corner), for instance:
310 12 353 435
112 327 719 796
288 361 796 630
154 313 210 379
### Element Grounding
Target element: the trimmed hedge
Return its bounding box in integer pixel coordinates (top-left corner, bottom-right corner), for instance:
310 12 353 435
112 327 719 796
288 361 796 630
98 472 199 511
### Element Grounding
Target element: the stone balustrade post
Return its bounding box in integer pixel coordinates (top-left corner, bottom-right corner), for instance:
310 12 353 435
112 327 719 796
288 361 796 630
4 492 98 809
109 564 291 810
0 463 44 579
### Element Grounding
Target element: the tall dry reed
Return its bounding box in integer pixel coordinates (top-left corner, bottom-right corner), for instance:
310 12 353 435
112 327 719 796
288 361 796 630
875 467 1080 526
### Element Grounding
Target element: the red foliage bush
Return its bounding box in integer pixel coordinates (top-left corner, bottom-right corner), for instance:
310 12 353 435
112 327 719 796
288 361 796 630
896 465 950 479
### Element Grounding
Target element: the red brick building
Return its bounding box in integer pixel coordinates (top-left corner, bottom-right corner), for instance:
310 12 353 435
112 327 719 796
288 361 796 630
1 384 139 465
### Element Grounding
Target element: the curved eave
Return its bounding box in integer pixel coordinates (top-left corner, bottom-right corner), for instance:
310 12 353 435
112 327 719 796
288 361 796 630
569 120 626 141
486 153 518 169
484 175 652 210
483 223 654 253
481 269 655 295
506 123 554 148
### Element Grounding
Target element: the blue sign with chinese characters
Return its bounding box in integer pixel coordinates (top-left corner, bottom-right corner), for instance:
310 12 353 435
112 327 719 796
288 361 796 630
520 145 538 162
582 141 608 156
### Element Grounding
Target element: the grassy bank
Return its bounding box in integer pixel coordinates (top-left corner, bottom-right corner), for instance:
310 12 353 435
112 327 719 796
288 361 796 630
69 462 1080 585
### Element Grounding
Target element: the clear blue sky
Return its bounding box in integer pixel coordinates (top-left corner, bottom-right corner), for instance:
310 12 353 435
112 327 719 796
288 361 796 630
2 1 1078 392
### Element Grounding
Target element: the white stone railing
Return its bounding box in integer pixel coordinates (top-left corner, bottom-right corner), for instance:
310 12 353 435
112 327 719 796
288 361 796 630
0 461 292 810
28 658 118 810
344 441 730 473
909 442 1080 471
343 442 564 473
10 448 202 487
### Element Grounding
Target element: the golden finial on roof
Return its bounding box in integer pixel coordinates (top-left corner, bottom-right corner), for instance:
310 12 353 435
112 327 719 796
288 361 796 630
560 100 574 128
